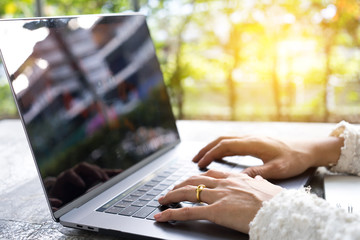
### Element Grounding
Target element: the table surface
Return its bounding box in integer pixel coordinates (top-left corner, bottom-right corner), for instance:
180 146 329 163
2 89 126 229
0 119 337 239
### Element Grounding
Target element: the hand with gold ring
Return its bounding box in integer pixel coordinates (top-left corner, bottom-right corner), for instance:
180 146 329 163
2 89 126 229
154 170 283 234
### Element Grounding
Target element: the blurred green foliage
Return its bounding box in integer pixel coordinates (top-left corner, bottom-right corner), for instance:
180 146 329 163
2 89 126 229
0 83 17 118
1 0 360 122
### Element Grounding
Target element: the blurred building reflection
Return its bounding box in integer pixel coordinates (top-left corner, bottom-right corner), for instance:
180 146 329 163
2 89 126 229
1 15 179 210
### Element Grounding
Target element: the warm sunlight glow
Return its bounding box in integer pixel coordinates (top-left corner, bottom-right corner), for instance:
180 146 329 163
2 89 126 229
1 0 360 122
0 23 49 74
77 16 100 29
278 40 320 77
36 58 49 70
13 74 29 94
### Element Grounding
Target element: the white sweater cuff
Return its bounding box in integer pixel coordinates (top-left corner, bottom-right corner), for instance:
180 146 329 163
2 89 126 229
249 189 360 240
329 121 360 175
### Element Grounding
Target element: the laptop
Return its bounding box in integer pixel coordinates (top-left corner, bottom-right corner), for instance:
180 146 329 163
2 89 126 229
0 13 313 240
324 174 360 214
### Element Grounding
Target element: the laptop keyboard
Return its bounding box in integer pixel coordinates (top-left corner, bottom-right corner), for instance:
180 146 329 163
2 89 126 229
96 158 243 220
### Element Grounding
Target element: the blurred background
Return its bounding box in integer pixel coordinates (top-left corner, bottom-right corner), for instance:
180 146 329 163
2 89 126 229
1 0 360 123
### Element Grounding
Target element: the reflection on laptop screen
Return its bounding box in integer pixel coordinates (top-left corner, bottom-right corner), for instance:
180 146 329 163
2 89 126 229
0 15 179 212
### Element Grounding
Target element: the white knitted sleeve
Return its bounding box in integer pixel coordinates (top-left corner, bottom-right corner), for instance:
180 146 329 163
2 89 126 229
329 121 360 175
249 189 360 240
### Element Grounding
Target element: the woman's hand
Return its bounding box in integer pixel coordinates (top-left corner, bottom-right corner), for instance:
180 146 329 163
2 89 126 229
154 170 283 233
192 136 343 179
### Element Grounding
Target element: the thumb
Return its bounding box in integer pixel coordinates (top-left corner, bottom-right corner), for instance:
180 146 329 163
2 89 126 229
242 165 275 179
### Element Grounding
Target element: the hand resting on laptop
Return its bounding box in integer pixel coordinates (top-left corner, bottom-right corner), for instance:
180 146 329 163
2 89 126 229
155 121 360 239
192 135 343 179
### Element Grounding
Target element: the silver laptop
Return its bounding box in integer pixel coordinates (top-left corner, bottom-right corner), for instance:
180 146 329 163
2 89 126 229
0 13 313 240
324 174 360 214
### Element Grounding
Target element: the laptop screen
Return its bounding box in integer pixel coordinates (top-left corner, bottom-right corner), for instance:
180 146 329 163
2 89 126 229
0 14 179 213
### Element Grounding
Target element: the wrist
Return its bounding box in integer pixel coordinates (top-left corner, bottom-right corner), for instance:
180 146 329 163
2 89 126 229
310 136 344 167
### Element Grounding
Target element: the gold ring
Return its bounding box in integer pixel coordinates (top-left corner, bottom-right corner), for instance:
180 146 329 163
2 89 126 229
196 184 206 202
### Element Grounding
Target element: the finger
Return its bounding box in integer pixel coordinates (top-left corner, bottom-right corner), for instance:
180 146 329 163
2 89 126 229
242 164 279 179
154 205 211 222
60 169 86 188
192 137 237 163
173 175 218 190
75 163 107 182
197 138 260 168
159 186 214 205
202 169 231 179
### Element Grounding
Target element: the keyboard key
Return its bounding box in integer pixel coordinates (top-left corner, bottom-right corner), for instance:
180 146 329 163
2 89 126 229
168 202 181 208
133 206 156 219
147 189 162 196
114 201 132 208
157 171 173 178
145 204 179 220
147 199 160 207
145 181 158 187
123 196 138 202
140 194 155 201
119 206 141 216
162 179 175 186
132 200 150 207
155 193 165 200
154 184 168 191
130 190 144 197
152 176 166 182
168 166 179 171
167 175 181 181
100 159 214 219
146 208 162 220
171 174 183 179
137 185 152 192
105 206 124 214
